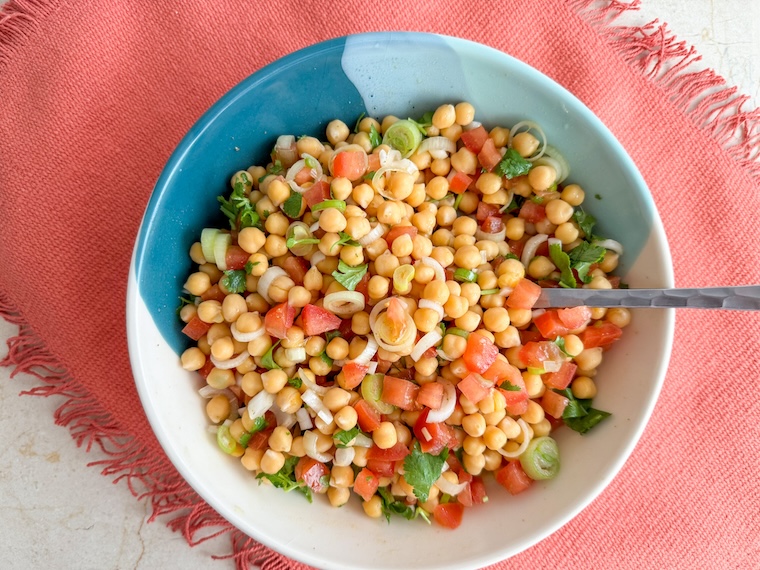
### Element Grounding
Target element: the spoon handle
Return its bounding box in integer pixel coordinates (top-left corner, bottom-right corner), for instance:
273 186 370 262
534 285 760 310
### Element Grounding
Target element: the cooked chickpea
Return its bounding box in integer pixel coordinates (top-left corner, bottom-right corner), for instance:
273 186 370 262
453 245 482 270
184 272 211 296
476 172 502 195
206 367 235 390
391 234 414 257
463 452 486 476
483 307 510 333
261 369 288 394
562 334 584 357
522 400 545 424
527 165 556 191
545 199 574 225
523 372 545 398
260 449 286 475
221 294 247 323
511 131 540 157
373 421 398 450
210 336 235 361
527 256 555 279
574 347 604 371
387 171 415 200
326 119 350 145
197 300 223 324
205 394 230 424
368 274 390 299
555 221 580 244
319 208 347 233
454 102 475 125
334 405 358 431
180 347 206 371
268 426 293 453
572 376 598 399
461 413 486 438
561 183 585 206
432 104 456 129
362 495 383 518
450 147 477 174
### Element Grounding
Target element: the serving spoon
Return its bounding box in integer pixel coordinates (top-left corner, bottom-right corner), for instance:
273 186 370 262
534 285 760 310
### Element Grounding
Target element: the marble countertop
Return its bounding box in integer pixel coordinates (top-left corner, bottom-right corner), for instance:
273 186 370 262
1 1 758 568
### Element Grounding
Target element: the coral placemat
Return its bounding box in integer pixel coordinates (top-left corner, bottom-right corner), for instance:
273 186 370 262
1 0 758 568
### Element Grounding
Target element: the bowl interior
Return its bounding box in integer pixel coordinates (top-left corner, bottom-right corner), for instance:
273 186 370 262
127 32 674 570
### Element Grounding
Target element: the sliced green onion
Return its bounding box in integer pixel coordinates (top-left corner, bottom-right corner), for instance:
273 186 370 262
382 119 423 158
311 199 346 213
454 268 477 283
393 264 415 294
453 193 464 211
527 366 545 375
200 228 220 263
519 436 560 480
216 423 238 454
480 288 499 296
445 327 469 339
319 351 334 367
361 373 395 414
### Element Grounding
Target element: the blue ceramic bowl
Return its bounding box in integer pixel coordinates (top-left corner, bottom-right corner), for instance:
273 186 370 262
127 32 674 570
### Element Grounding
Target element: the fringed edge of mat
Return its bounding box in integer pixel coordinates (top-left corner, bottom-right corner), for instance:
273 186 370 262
571 0 760 182
0 0 61 67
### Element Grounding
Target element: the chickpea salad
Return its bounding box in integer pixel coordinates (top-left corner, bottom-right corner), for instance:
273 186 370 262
177 103 629 529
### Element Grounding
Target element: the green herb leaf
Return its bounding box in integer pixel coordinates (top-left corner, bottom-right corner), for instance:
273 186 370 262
261 341 281 370
568 242 606 284
332 260 368 291
453 193 464 211
494 148 533 179
244 260 259 275
548 241 577 289
286 234 320 250
500 380 522 392
416 111 434 128
319 351 334 368
333 426 362 448
377 487 432 524
325 330 341 344
288 376 302 389
369 124 382 148
353 112 366 133
563 408 611 434
217 182 261 232
256 455 312 502
221 269 247 294
572 209 597 239
403 441 448 503
281 192 303 219
333 231 360 250
177 295 197 315
268 160 284 176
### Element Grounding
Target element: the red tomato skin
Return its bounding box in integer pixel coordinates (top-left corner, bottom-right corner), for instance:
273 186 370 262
366 458 396 478
496 461 533 495
225 245 250 270
518 341 564 369
580 321 623 348
416 381 445 409
447 170 472 194
463 332 499 374
354 468 380 502
476 202 500 222
200 284 227 303
367 152 381 172
367 441 410 462
557 306 592 330
482 358 522 385
282 256 310 285
541 389 570 419
385 226 418 246
518 201 546 223
459 125 489 153
533 310 570 338
480 215 505 234
300 304 342 336
181 316 211 341
544 361 577 390
341 361 369 390
197 358 215 379
264 302 295 339
433 503 465 529
295 457 330 494
506 278 543 310
381 375 420 411
302 180 331 208
457 373 492 405
413 409 457 455
354 399 382 432
331 150 367 181
477 138 502 172
458 476 488 507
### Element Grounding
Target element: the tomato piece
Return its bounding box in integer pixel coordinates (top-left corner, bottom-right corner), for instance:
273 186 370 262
367 441 410 462
200 284 227 303
533 310 570 338
341 361 370 390
459 125 489 153
264 302 295 339
477 138 502 172
580 321 623 348
302 179 331 208
338 318 355 342
292 167 313 186
367 152 381 172
181 316 211 341
300 304 342 336
519 341 564 369
544 361 577 390
197 358 215 379
476 202 500 222
480 215 504 234
331 150 367 181
463 332 499 374
541 389 570 419
282 255 310 285
416 381 444 410
385 226 418 246
457 373 493 405
295 457 329 494
381 375 420 411
447 170 472 194
414 409 458 455
354 468 380 502
433 503 464 529
354 399 382 432
495 461 533 495
355 271 371 303
518 201 546 223
366 458 396 478
482 358 522 385
557 306 592 330
506 278 543 310
225 245 250 270
458 476 488 507
518 329 543 345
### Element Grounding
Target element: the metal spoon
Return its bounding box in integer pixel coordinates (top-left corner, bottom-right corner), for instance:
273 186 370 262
534 285 760 310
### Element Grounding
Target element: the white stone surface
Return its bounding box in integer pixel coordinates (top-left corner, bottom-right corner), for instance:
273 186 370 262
0 1 758 569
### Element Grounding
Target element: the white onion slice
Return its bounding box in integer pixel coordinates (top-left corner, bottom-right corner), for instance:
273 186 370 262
378 148 403 166
498 419 533 459
247 389 275 420
353 335 378 365
417 256 445 282
436 348 454 362
499 191 515 213
508 120 547 162
210 350 250 370
309 221 321 233
435 475 468 496
198 386 233 399
475 227 507 243
410 329 443 362
275 135 298 167
299 368 328 396
333 446 356 468
322 291 365 317
257 266 287 304
542 360 562 373
371 159 420 200
462 121 482 131
367 361 378 374
309 251 326 268
418 299 444 321
231 321 266 343
301 389 333 425
368 298 393 330
538 144 570 184
499 287 514 297
372 312 417 354
358 222 388 247
480 250 488 265
285 347 307 363
271 404 297 429
353 433 373 448
592 238 624 256
213 232 232 271
418 136 456 159
303 430 333 463
427 382 456 423
296 407 313 431
531 309 546 319
521 233 549 267
285 153 323 193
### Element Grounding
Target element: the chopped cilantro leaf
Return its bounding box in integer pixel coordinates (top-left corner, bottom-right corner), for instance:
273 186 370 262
353 112 366 133
332 231 360 251
267 160 284 176
332 260 368 291
325 330 341 344
572 209 597 239
286 234 320 250
554 388 611 434
494 148 533 179
221 269 247 294
548 241 577 289
369 124 382 148
261 341 281 370
500 380 522 391
416 111 434 128
333 426 362 448
244 260 259 275
256 455 312 502
288 376 302 389
403 441 448 503
377 487 432 524
176 295 197 315
281 191 303 219
568 242 606 284
217 182 261 232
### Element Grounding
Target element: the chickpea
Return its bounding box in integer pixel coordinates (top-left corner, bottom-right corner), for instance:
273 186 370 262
444 295 469 319
454 245 482 270
374 251 399 278
362 495 383 519
522 400 545 424
494 325 521 349
391 234 414 258
562 334 585 357
319 208 347 233
561 184 585 206
387 171 415 200
545 199 574 225
412 210 437 235
442 334 466 359
210 336 235 361
264 234 288 258
414 308 441 333
575 347 604 371
206 368 235 390
197 300 224 324
431 245 454 268
179 304 197 324
523 372 545 398
373 421 398 450
511 131 540 158
303 267 324 292
463 452 486 476
452 216 478 236
450 147 477 174
260 449 286 475
309 355 332 376
572 376 598 399
184 272 211 296
527 165 556 191
432 104 456 129
327 486 351 507
606 307 631 328
352 183 374 208
368 274 390 299
221 294 247 323
454 310 481 332
180 347 206 371
555 222 580 244
261 369 289 394
246 253 268 277
334 405 358 431
422 280 450 305
204 394 230 424
483 425 508 450
305 336 326 357
241 371 263 397
476 172 502 195
268 275 295 303
483 307 510 333
454 102 475 125
268 426 293 453
462 413 487 438
505 217 525 241
527 256 555 280
326 119 350 145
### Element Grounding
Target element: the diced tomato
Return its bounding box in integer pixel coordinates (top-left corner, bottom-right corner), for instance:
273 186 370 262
544 361 577 390
331 150 367 181
354 399 382 432
355 271 370 303
282 256 310 285
354 468 380 502
495 461 533 495
533 310 571 338
340 361 369 390
476 202 500 222
518 328 543 345
458 476 488 507
245 412 277 450
535 239 550 258
541 389 570 419
506 278 542 310
557 306 592 330
478 138 502 172
264 302 295 339
504 396 529 416
459 125 489 153
300 304 342 336
608 275 622 288
519 341 564 369
518 200 546 223
293 167 313 185
433 503 464 529
338 318 355 342
366 458 396 478
447 170 472 194
367 441 410 462
416 381 445 409
446 453 472 484
480 215 504 234
197 358 215 379
457 373 493 405
463 331 499 374
181 316 211 341
385 225 418 246
295 457 330 494
482 357 521 385
497 372 529 416
413 408 458 455
200 284 227 303
580 321 623 348
367 152 381 172
508 236 528 258
225 245 250 270
302 180 331 208
381 375 420 411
